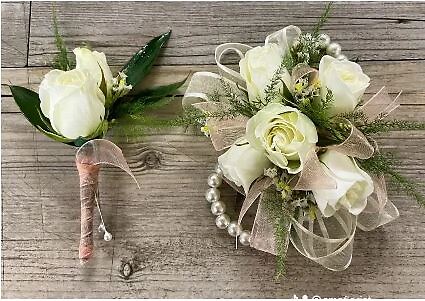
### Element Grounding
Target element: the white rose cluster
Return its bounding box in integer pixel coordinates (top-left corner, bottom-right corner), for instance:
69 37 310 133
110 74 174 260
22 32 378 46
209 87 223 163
39 47 120 140
218 26 374 218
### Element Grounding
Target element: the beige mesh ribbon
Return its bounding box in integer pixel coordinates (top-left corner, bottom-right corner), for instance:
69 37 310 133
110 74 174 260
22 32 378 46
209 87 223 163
182 28 400 270
75 139 139 264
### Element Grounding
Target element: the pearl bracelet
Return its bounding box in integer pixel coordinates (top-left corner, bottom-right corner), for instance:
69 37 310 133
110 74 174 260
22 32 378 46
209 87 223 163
205 164 251 247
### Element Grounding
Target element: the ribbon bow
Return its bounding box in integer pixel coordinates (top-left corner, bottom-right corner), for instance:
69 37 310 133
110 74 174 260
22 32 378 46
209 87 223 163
182 27 401 270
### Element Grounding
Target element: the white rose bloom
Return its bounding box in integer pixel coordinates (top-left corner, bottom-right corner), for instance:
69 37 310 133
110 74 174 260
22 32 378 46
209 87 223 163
74 47 113 101
246 103 317 174
319 55 370 115
313 150 374 217
239 43 291 102
218 138 271 194
39 68 105 140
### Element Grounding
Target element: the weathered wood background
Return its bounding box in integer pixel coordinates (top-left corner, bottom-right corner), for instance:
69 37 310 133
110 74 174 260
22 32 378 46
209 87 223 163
2 1 425 298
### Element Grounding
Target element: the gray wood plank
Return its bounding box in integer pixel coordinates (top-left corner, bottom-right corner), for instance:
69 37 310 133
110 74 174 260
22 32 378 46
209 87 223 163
1 2 30 67
28 1 425 67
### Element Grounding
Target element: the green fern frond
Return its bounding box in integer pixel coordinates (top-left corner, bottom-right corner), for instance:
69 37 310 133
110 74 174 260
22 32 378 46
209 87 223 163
52 7 71 71
312 2 334 35
358 153 425 207
360 119 425 135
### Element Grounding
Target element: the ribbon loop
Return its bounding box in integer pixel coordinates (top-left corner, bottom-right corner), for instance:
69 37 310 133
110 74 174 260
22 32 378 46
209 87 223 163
290 209 357 271
76 139 139 188
215 43 252 87
328 121 375 159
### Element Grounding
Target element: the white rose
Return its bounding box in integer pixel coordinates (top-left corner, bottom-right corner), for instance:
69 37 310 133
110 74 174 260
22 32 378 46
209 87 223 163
312 150 374 217
239 44 291 102
39 68 105 140
319 55 370 115
246 103 317 174
218 138 271 193
74 47 113 102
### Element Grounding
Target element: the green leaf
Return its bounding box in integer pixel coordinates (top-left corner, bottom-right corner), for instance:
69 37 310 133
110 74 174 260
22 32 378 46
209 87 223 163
10 85 53 132
110 76 187 118
37 126 74 143
136 75 187 100
121 30 171 88
279 79 295 102
9 85 77 144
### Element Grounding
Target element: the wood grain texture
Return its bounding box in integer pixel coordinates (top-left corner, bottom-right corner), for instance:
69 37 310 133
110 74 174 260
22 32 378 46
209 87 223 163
28 1 425 66
2 1 425 298
1 2 30 67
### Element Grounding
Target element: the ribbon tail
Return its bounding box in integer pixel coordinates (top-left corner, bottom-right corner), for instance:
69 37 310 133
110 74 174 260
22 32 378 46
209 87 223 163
360 86 402 120
250 194 292 255
357 175 400 231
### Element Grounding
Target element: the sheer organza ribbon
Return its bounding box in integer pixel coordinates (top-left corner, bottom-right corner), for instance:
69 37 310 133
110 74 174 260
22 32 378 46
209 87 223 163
182 27 400 270
75 139 139 264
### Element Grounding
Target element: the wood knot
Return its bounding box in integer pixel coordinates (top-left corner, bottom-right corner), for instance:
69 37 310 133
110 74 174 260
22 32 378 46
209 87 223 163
142 150 162 169
119 260 133 280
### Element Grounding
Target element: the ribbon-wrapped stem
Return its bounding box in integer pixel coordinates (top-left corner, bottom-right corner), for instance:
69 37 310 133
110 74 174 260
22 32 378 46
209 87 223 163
76 160 100 264
75 139 140 265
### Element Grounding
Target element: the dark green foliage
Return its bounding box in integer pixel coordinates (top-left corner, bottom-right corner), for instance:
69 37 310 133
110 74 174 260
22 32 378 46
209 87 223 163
121 31 171 88
358 153 425 207
110 76 187 119
9 85 75 144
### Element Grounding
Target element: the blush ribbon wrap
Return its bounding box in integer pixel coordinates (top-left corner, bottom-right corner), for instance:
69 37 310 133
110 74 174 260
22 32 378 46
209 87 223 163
182 28 401 271
75 139 139 264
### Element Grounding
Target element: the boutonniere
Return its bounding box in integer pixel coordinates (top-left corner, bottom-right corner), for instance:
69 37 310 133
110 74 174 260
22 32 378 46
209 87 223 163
9 13 186 264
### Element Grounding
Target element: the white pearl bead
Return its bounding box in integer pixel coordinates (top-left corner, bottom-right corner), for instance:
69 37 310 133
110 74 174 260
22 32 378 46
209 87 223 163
326 42 341 57
211 201 226 216
207 173 222 188
227 221 242 237
205 187 220 203
239 230 251 246
215 214 231 229
336 54 348 61
103 231 113 241
317 33 330 49
214 164 223 177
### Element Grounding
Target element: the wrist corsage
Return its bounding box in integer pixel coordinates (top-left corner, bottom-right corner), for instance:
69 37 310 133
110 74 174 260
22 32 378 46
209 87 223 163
181 4 425 277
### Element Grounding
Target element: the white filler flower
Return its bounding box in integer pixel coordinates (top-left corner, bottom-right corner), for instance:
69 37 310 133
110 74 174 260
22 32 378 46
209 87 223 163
313 149 374 217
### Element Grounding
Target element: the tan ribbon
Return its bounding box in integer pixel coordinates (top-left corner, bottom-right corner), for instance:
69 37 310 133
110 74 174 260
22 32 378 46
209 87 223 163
182 28 400 270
